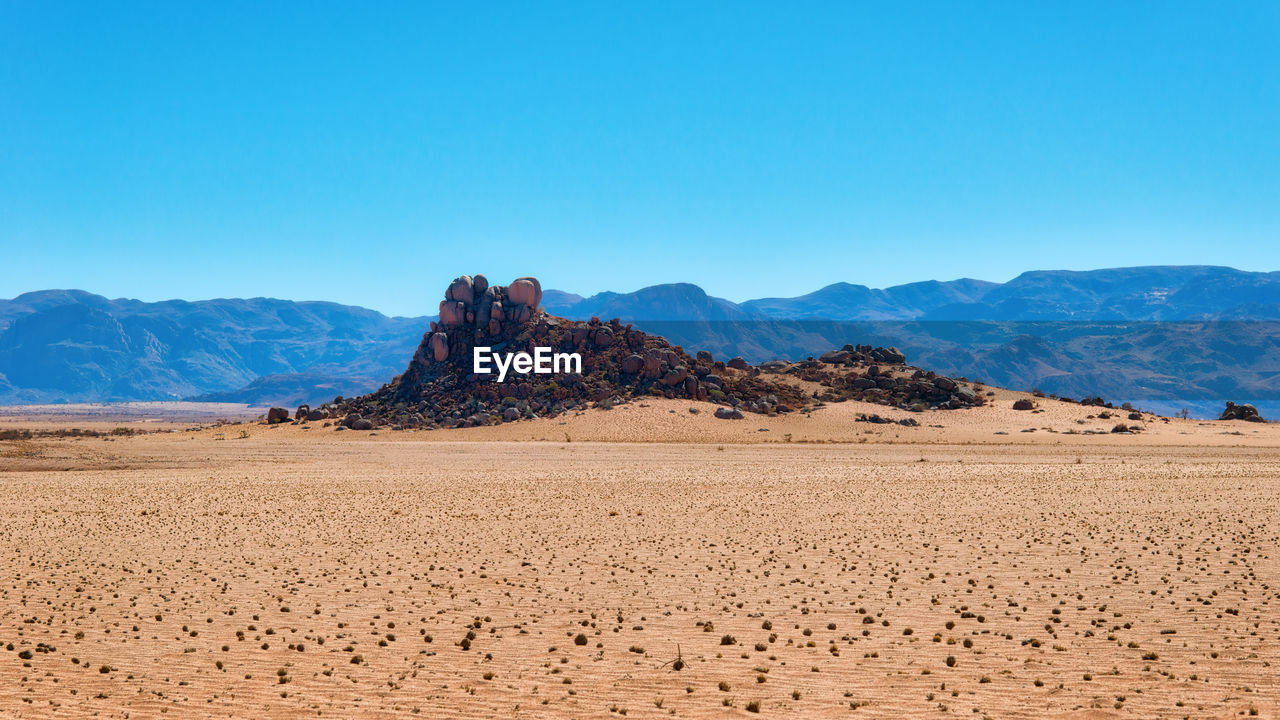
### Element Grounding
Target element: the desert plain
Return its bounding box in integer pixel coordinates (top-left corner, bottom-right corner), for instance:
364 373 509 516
1 392 1278 719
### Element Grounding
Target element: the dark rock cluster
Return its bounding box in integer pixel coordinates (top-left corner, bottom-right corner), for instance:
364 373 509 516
1220 401 1266 422
790 345 985 411
297 275 985 430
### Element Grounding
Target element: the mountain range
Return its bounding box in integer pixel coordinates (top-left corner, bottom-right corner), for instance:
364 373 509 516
2 266 1278 417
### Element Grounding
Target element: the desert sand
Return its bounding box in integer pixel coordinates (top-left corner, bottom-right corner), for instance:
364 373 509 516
1 393 1278 718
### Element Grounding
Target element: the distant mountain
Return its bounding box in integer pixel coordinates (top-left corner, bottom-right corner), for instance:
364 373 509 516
542 267 1280 417
3 266 1279 416
544 283 748 321
742 278 996 320
0 291 427 406
923 266 1280 321
540 283 836 362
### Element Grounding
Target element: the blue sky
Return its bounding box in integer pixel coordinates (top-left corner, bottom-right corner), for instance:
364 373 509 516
2 2 1277 316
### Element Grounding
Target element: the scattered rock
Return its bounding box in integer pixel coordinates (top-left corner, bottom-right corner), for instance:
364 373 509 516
1012 399 1035 411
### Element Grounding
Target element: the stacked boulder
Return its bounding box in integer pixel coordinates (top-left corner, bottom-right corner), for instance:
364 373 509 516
430 274 543 363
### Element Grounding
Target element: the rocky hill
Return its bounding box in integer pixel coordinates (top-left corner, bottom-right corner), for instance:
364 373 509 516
323 275 983 430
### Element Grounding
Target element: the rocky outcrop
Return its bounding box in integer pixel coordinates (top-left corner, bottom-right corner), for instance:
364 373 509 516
1220 401 1265 422
334 275 985 429
792 344 985 411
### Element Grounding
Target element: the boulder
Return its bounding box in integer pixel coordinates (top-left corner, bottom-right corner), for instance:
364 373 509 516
727 357 749 370
760 360 789 374
1012 398 1035 411
294 404 311 421
1220 401 1265 422
266 407 290 424
820 350 852 364
306 409 327 421
933 377 957 392
684 376 700 398
643 348 665 378
507 277 542 308
352 418 375 431
446 275 474 303
503 407 520 422
871 347 907 364
342 412 362 428
438 300 466 326
621 354 644 374
714 407 744 420
472 274 488 298
429 332 449 362
662 367 689 386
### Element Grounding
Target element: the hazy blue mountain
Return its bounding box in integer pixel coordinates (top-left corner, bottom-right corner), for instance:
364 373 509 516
0 291 427 406
924 266 1280 321
742 278 996 320
546 283 750 322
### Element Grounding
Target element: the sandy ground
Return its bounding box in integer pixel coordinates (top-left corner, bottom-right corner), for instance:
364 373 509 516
0 402 265 431
1 394 1278 719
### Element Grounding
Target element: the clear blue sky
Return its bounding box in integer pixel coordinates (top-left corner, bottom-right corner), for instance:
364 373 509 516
2 2 1277 316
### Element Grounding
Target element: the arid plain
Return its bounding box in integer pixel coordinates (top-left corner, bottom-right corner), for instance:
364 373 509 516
1 394 1278 719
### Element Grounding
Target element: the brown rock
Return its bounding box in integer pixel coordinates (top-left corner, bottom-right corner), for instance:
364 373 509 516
507 277 542 308
438 300 466 326
446 275 474 303
429 332 449 362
